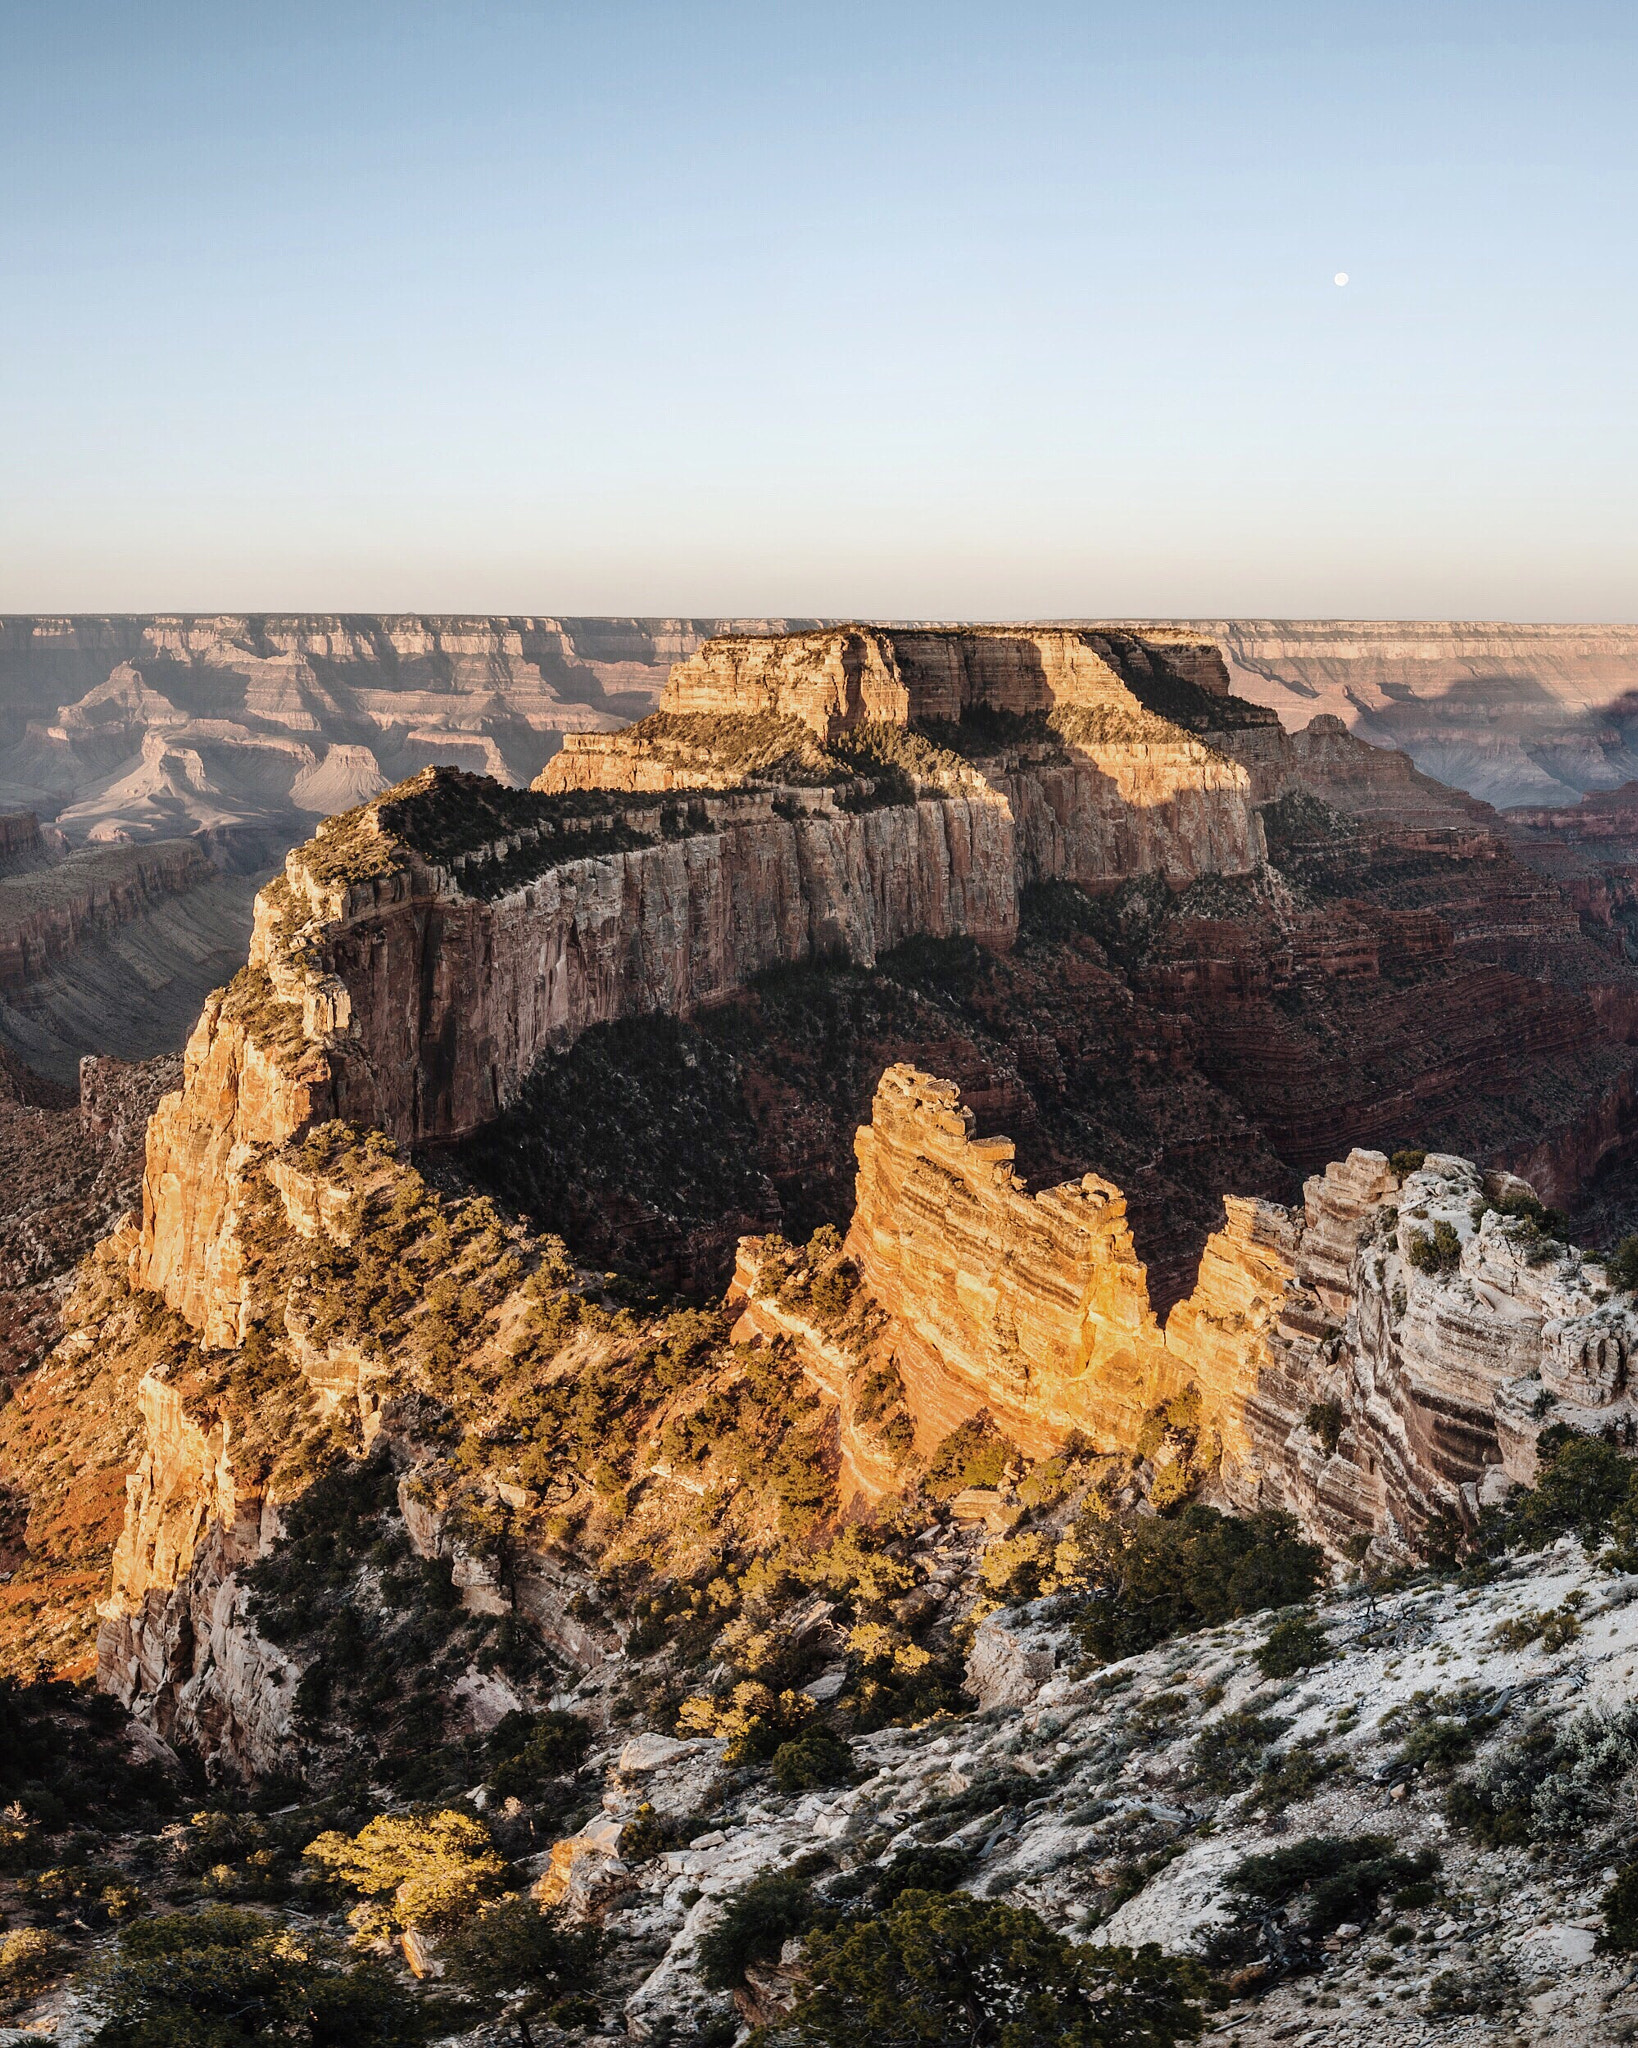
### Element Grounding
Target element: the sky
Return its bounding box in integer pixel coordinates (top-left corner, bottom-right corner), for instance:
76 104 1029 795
1 0 1635 618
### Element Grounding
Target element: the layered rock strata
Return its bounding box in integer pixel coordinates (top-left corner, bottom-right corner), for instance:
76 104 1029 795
838 1065 1180 1457
135 622 1326 1343
1157 619 1638 806
774 1065 1638 1557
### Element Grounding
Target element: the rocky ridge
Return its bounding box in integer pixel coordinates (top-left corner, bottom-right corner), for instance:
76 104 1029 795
0 615 826 849
10 626 1638 2042
734 1064 1638 1562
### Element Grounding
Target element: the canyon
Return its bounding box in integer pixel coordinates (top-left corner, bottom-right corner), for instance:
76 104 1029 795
49 624 1638 1699
8 615 1638 844
1181 619 1638 809
7 622 1638 2044
0 615 819 850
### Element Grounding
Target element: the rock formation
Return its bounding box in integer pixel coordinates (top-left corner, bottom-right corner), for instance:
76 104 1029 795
1162 619 1638 808
0 621 1621 1769
762 1064 1638 1559
0 614 824 849
838 1065 1179 1457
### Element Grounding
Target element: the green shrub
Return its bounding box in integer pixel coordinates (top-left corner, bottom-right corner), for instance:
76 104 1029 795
1479 1429 1638 1558
789 1892 1207 2047
771 1725 855 1795
1607 1236 1638 1294
1255 1616 1332 1679
486 1710 592 1799
443 1894 600 2030
1407 1221 1461 1275
924 1412 1017 1498
1190 1710 1292 1795
1390 1148 1427 1177
697 1866 827 1989
1599 1858 1638 1952
1227 1835 1439 1937
89 1907 419 2045
1305 1400 1344 1456
871 1846 972 1909
1251 1746 1344 1814
1447 1702 1638 1844
1072 1503 1324 1663
1423 1959 1518 2017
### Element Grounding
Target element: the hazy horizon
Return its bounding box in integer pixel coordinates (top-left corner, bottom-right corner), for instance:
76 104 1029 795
4 1 1635 619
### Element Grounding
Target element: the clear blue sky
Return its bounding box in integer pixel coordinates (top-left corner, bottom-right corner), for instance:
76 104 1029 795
3 1 1634 618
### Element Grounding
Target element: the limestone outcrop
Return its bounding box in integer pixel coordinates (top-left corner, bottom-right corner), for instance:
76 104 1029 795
841 1065 1179 1456
644 624 1240 734
793 1065 1638 1558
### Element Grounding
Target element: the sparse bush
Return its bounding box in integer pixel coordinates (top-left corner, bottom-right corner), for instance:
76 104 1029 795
1190 1711 1291 1795
1227 1835 1439 1938
1251 1746 1344 1814
1423 1959 1517 2017
1447 1701 1638 1844
924 1412 1017 1498
1256 1615 1332 1678
772 1725 855 1794
697 1864 828 1990
1390 1148 1427 1178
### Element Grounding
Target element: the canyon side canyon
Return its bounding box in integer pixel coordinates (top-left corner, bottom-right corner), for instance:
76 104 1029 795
6 623 1638 2045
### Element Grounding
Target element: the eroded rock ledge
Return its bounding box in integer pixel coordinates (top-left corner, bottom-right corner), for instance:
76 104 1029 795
738 1063 1638 1559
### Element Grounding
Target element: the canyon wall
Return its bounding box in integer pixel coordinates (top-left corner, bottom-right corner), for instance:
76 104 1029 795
652 624 1236 734
0 839 216 993
800 1064 1638 1557
0 615 822 848
132 620 1305 1344
0 831 264 1085
1163 619 1638 809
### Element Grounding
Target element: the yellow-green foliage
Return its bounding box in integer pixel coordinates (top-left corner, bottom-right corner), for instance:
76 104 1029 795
677 1679 815 1763
924 1412 1020 1498
0 1927 61 1995
304 1809 509 1939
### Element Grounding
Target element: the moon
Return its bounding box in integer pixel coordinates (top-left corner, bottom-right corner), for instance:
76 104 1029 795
1334 271 1350 286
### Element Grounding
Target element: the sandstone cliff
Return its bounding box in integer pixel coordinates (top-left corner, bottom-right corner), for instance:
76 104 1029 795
755 1064 1638 1561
